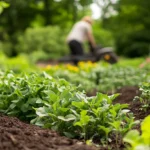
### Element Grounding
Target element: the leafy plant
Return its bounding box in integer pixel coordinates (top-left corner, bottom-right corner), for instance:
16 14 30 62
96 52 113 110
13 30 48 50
124 115 150 150
0 71 78 121
134 82 150 112
32 91 137 144
0 70 140 146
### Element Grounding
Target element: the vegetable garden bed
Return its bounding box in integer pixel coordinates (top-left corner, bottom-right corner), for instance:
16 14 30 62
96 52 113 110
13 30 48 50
0 114 96 150
0 56 150 150
1 86 149 150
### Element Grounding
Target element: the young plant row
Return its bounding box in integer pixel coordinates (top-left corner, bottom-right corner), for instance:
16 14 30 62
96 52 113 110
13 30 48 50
123 82 150 150
134 82 150 112
44 63 150 93
0 70 138 146
0 51 149 94
98 66 150 92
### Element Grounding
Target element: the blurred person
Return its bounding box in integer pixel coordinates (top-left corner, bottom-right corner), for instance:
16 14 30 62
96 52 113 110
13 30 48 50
66 16 96 59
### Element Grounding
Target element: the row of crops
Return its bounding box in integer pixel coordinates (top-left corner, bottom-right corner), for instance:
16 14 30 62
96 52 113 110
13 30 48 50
42 61 150 93
0 51 150 149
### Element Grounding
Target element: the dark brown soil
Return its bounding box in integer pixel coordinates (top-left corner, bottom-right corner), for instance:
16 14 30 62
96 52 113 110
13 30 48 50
0 86 149 150
114 86 150 120
0 114 97 150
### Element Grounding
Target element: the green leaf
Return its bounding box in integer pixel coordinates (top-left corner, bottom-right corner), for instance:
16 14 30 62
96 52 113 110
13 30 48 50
123 130 142 147
75 93 88 103
141 115 150 144
58 114 76 122
11 100 19 103
63 132 75 138
21 103 29 112
9 103 16 109
27 98 37 105
70 109 79 117
49 90 58 102
36 98 43 104
109 121 121 130
42 72 52 79
59 107 69 112
109 93 120 101
74 121 82 127
99 125 112 136
36 107 48 117
72 101 85 109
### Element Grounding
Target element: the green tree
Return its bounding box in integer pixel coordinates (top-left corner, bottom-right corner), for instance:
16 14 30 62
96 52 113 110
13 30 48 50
103 0 150 57
0 0 94 57
0 1 9 14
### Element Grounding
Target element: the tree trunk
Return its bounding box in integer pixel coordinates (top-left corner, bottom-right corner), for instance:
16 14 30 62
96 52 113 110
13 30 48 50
44 0 52 25
73 0 77 23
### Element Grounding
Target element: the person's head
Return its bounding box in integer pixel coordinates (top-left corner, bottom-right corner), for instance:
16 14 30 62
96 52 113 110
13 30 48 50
82 16 93 25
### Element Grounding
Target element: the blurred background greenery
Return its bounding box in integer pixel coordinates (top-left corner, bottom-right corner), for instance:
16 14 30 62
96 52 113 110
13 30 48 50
0 0 150 62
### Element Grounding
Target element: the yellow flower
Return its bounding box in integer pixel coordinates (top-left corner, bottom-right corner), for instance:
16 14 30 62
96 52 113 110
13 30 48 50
54 65 59 69
65 64 79 72
45 65 51 70
78 61 85 67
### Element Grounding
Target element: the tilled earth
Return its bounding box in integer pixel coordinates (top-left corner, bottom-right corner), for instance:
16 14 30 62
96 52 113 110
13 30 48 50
114 86 150 120
0 86 150 150
0 115 97 150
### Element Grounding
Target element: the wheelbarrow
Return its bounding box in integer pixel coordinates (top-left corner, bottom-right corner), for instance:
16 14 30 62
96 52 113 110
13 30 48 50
58 44 118 65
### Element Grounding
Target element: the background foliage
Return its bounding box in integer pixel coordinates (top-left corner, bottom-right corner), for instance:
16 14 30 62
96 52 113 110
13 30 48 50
103 0 150 57
16 26 68 59
0 0 150 59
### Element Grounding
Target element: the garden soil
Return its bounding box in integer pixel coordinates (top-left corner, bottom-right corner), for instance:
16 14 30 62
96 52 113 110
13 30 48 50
114 86 150 120
0 86 150 150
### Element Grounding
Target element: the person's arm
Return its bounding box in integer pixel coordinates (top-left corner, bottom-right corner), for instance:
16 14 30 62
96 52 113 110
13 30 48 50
87 31 96 49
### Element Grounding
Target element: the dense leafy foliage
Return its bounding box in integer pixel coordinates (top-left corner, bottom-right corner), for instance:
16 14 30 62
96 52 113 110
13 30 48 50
0 52 149 147
1 0 150 58
104 0 150 57
0 70 138 144
0 0 94 56
16 26 68 59
43 60 150 93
